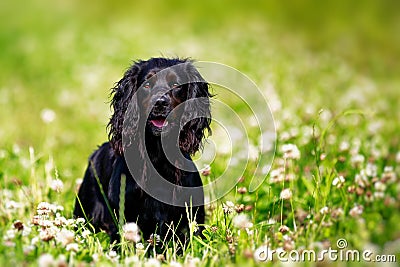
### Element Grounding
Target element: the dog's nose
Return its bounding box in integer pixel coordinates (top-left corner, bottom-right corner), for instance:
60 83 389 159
156 95 170 107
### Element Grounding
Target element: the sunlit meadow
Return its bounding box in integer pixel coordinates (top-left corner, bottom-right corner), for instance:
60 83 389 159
1 1 399 266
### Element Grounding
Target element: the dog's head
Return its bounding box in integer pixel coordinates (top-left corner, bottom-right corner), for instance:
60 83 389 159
108 57 212 156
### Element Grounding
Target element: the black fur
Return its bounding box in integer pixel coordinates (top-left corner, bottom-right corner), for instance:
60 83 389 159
74 58 211 246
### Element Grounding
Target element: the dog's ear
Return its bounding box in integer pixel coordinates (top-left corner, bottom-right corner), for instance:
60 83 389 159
179 65 212 155
108 63 141 155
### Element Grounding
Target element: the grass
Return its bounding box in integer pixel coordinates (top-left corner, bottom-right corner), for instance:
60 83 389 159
1 0 400 266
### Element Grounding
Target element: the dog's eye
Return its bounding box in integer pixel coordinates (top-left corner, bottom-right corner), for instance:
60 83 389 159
171 83 179 88
143 82 151 89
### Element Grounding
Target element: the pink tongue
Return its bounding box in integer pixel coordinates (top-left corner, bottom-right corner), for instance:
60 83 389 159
151 119 166 128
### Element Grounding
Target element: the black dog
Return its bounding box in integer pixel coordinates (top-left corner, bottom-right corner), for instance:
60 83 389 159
74 57 211 246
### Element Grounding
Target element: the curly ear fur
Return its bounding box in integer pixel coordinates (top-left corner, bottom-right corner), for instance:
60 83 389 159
179 67 212 155
108 64 141 155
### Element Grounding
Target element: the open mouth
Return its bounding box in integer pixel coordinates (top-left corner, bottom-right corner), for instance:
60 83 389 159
150 117 169 128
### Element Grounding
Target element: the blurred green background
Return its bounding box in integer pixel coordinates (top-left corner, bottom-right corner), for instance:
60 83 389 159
1 0 399 183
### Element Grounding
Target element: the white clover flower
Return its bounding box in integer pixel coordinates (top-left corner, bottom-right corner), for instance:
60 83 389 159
332 176 345 188
37 202 52 215
280 131 290 141
51 204 64 213
22 225 32 237
349 205 363 217
222 201 235 214
355 172 368 187
289 127 299 138
38 253 55 267
278 225 290 234
123 222 139 232
237 187 248 194
368 121 382 134
148 233 161 246
285 173 296 182
269 169 280 178
92 253 100 263
384 166 393 173
5 200 23 211
31 237 39 246
50 179 64 193
351 154 365 166
350 138 361 155
40 109 56 124
269 169 283 183
232 214 253 229
365 163 378 177
56 255 67 267
38 219 54 228
320 206 329 215
382 166 397 183
13 144 21 154
280 188 292 200
374 181 386 192
66 242 79 252
125 255 140 265
54 216 67 227
282 144 301 160
123 222 141 243
282 235 293 242
92 253 100 262
374 192 385 199
370 147 381 158
4 229 16 240
364 192 374 202
145 258 161 267
136 242 145 250
331 208 344 218
339 141 350 152
39 227 57 241
1 189 13 199
23 245 35 254
76 217 85 224
56 229 75 246
81 230 91 238
3 240 15 247
169 260 183 267
185 257 200 267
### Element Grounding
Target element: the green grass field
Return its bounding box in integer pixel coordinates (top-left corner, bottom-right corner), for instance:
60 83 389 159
1 0 399 266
